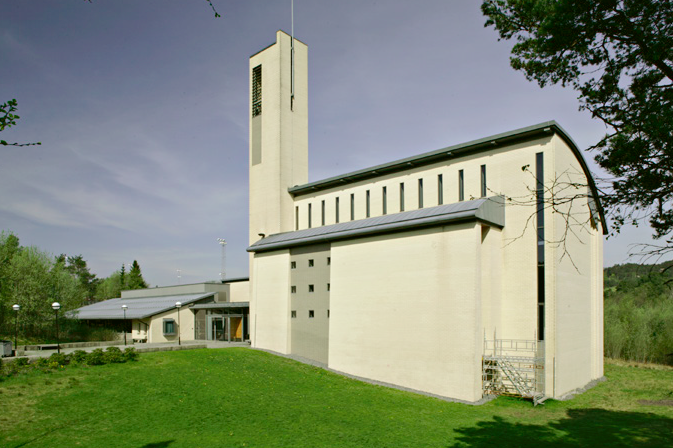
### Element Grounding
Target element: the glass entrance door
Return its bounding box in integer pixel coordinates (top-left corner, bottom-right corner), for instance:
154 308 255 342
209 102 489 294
207 316 227 341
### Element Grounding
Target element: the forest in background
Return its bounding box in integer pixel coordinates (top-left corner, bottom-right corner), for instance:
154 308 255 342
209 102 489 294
604 261 673 365
0 231 148 342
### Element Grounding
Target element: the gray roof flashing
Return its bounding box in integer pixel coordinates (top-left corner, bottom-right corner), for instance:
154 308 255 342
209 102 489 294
248 197 505 253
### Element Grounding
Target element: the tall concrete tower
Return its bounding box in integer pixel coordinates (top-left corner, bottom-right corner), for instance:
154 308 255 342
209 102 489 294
249 31 308 246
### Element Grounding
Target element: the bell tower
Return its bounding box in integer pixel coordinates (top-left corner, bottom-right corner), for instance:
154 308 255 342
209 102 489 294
249 30 308 245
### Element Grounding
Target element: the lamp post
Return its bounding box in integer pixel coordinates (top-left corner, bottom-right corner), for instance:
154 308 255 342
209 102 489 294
12 304 20 356
121 304 128 345
51 302 61 354
175 301 182 346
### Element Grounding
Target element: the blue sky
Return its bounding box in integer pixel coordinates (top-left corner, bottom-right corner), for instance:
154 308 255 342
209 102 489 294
0 1 664 286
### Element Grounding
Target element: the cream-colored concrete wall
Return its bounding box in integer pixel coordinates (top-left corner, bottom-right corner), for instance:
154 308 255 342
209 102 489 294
228 281 250 303
293 139 550 346
249 30 308 245
147 306 195 344
548 134 605 396
329 224 485 402
250 250 291 354
131 319 149 342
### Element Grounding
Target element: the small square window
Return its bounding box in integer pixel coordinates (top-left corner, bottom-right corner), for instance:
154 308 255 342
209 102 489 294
327 283 330 291
291 261 296 269
308 259 314 267
291 286 297 293
308 284 314 293
327 257 331 265
309 310 314 318
291 310 297 318
163 319 176 336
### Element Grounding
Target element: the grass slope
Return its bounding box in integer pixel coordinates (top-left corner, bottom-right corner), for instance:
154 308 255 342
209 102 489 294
1 349 672 447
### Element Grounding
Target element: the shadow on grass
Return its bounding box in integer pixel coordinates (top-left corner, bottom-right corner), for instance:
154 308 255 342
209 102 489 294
140 441 175 448
449 408 673 448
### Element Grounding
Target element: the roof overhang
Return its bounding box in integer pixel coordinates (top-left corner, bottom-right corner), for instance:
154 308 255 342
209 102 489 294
191 302 250 310
248 196 504 253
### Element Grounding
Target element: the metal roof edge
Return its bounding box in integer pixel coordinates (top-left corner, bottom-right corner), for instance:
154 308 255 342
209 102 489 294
248 197 504 253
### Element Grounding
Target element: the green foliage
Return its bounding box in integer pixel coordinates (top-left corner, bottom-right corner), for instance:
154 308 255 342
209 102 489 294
604 262 673 365
103 346 125 364
127 260 148 290
94 260 148 302
86 348 106 366
123 347 138 362
0 231 87 339
482 1 673 241
69 350 88 364
0 99 41 147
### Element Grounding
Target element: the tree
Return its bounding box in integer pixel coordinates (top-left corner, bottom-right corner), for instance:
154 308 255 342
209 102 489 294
0 99 41 147
127 260 149 290
56 254 101 305
481 1 673 254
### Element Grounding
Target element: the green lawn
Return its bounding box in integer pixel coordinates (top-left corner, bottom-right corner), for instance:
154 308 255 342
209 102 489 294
1 349 672 448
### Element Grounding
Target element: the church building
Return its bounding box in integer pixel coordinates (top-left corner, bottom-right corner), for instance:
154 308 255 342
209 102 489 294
247 31 604 403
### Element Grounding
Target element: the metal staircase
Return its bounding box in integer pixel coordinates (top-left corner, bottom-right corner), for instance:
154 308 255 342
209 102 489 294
483 338 546 405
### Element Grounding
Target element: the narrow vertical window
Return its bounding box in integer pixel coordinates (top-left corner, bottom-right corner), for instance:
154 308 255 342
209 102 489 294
327 257 331 265
335 197 340 223
321 200 326 226
295 206 299 230
308 203 312 228
382 186 387 215
252 65 262 117
400 183 405 212
350 193 355 221
438 174 443 205
291 311 297 318
458 170 464 202
481 165 487 197
536 152 545 341
418 179 424 209
309 310 314 318
366 190 371 218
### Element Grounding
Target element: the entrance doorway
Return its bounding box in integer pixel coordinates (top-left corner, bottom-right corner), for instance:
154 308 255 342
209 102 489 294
206 314 245 342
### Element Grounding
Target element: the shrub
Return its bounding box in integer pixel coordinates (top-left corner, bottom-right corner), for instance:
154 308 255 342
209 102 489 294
103 346 125 364
49 353 68 367
86 348 105 366
69 350 88 365
14 357 29 367
123 347 139 362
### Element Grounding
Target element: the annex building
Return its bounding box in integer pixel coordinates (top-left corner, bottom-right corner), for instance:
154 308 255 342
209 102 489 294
248 31 605 404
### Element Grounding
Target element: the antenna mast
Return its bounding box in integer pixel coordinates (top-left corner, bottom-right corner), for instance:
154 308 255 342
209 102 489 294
217 238 227 281
291 0 295 110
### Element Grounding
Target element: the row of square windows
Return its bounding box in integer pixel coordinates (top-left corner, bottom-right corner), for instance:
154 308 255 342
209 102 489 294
296 166 488 229
291 257 330 269
291 284 330 293
291 310 329 318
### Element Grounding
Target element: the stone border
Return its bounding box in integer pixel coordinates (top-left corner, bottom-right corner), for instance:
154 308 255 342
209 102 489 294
556 376 607 401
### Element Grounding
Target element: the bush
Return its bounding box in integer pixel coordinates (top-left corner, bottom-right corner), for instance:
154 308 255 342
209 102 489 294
103 346 125 364
86 348 105 366
49 353 68 367
69 350 88 365
14 357 29 367
123 347 138 362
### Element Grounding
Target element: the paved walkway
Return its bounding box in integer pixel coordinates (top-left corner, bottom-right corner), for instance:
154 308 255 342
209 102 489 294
5 340 249 362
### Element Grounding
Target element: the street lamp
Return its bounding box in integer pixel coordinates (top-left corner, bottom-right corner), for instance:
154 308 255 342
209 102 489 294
175 301 182 346
12 304 20 356
51 302 61 354
121 304 128 345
